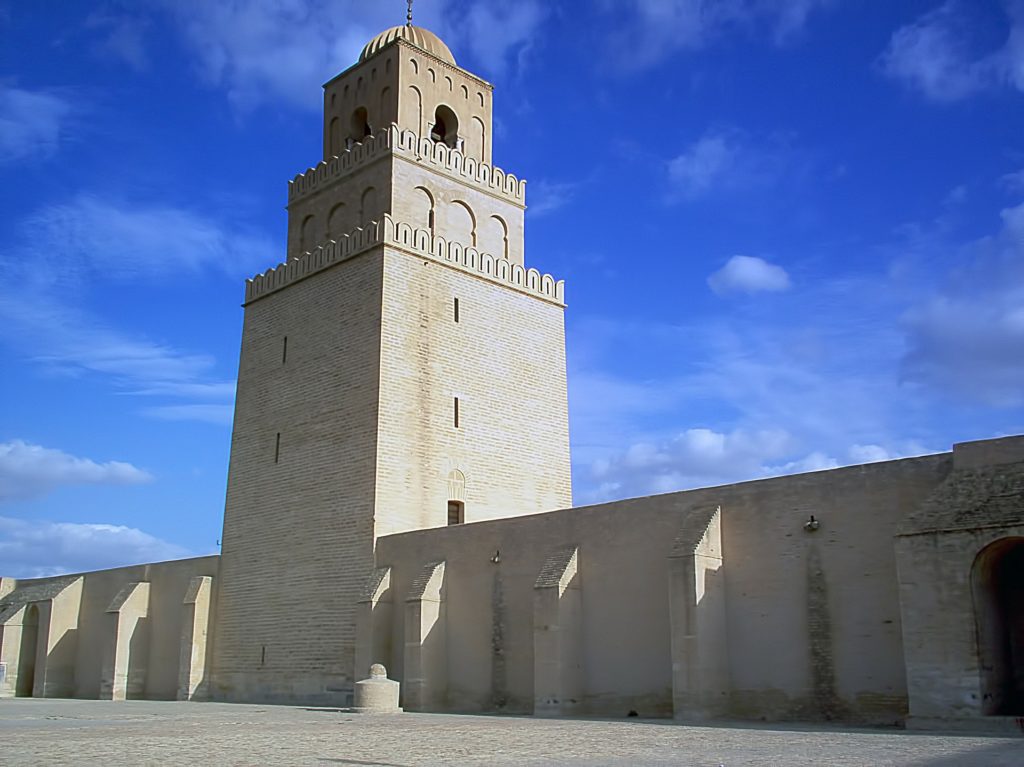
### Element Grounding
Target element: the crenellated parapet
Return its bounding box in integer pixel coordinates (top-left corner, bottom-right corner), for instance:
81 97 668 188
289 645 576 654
288 124 526 206
245 214 564 306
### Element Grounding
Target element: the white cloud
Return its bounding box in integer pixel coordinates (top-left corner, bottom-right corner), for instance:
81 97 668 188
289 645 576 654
669 132 738 197
601 0 835 69
0 85 73 163
708 255 791 294
143 404 235 425
528 180 579 218
21 194 274 286
901 200 1024 406
0 194 256 425
0 516 191 578
667 128 795 199
0 441 152 503
451 1 545 77
147 1 542 110
86 12 151 71
1001 167 1024 192
587 426 845 501
879 1 1024 102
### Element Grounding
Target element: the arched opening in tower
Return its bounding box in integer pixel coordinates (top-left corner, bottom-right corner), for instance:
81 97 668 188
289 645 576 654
349 107 371 142
431 105 460 149
972 536 1024 715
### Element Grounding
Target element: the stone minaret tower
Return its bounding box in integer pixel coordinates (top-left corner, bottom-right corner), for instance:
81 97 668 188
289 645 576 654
211 21 572 703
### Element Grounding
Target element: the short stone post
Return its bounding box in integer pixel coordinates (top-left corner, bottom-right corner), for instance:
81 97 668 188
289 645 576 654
353 663 402 713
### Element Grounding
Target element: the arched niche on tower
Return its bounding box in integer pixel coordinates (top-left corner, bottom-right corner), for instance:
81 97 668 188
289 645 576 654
402 85 424 137
329 117 342 157
327 203 348 240
300 214 318 253
480 214 509 260
465 116 486 165
410 186 435 233
360 187 379 226
447 200 476 246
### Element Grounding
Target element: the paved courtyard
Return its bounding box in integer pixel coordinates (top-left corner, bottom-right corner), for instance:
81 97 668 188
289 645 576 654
1 699 1021 766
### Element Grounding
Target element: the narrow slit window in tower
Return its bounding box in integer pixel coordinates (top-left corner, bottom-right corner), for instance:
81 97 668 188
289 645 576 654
282 336 288 364
454 297 460 323
274 432 281 463
447 500 464 526
453 397 460 428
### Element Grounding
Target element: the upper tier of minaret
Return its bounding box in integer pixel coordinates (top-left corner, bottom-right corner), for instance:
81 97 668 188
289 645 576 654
321 23 494 165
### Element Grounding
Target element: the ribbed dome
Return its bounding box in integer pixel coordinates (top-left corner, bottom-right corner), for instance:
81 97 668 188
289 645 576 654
359 25 455 65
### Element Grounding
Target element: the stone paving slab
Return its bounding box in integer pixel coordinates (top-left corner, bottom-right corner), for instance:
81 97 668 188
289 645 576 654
1 699 1022 766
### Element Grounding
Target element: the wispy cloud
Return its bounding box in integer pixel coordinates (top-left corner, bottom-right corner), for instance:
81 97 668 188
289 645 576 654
448 0 546 77
20 194 274 287
0 195 255 424
0 440 152 503
601 0 836 70
901 200 1024 406
85 12 152 72
0 84 74 163
879 1 1024 102
708 255 792 294
0 515 192 578
0 291 236 422
528 179 580 218
667 128 794 199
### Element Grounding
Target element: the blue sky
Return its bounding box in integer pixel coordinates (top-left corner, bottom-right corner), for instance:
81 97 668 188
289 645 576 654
1 0 1023 577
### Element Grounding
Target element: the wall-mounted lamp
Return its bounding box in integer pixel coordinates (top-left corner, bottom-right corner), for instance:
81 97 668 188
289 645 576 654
804 515 820 532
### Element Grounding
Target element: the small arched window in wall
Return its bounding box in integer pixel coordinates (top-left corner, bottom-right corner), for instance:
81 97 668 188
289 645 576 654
300 214 317 253
447 469 465 525
379 87 391 126
449 200 476 247
412 186 435 233
360 187 378 225
445 75 453 91
477 92 484 108
431 104 460 149
349 107 371 142
461 84 468 100
428 67 436 83
410 57 419 74
327 203 346 240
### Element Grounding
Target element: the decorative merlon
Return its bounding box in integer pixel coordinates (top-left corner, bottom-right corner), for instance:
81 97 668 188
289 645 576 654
288 123 525 205
244 214 565 306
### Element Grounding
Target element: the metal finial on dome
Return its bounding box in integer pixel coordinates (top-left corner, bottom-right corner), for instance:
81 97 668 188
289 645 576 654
406 0 413 26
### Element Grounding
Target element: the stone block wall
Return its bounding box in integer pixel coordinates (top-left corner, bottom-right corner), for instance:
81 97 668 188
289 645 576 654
372 453 952 722
0 556 217 700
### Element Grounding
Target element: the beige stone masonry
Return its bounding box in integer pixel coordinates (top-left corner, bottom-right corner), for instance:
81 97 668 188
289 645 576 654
533 545 582 716
100 581 151 701
0 576 84 698
244 214 564 306
177 576 213 701
403 561 446 711
669 505 729 720
355 567 393 683
288 124 525 206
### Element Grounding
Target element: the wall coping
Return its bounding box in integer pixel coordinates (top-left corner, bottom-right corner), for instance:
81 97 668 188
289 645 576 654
287 123 526 206
244 214 565 306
